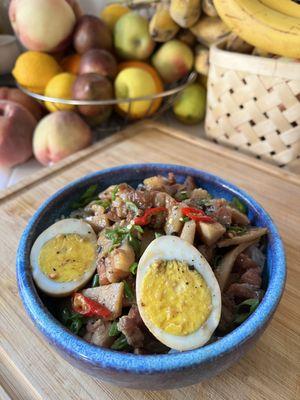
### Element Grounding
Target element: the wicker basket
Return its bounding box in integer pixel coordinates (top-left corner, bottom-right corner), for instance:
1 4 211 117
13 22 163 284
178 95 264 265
205 41 300 167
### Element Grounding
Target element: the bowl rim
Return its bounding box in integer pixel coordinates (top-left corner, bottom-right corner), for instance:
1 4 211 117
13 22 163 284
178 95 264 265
16 163 286 374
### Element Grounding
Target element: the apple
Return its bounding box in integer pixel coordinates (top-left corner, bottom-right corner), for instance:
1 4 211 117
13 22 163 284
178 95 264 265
79 49 117 80
152 40 193 83
114 12 155 60
114 67 157 119
172 83 206 124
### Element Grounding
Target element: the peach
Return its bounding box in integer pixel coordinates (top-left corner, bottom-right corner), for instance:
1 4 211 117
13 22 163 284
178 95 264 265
33 111 92 166
0 87 43 121
152 40 193 83
9 0 77 52
0 100 36 167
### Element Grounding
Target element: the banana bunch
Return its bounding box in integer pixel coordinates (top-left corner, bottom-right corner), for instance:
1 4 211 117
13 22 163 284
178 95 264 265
214 0 300 58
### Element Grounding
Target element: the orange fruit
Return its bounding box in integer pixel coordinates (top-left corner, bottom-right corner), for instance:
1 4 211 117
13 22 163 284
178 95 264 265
61 54 81 75
117 61 164 116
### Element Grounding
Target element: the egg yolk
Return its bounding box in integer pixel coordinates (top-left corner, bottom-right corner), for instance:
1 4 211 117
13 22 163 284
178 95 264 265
38 234 96 282
141 260 212 336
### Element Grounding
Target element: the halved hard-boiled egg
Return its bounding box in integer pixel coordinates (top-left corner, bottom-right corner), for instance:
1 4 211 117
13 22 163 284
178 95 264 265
30 218 97 297
136 235 221 351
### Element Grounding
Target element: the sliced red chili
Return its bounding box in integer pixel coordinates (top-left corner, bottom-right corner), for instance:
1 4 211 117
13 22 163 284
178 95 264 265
134 207 167 226
182 207 205 217
181 207 215 223
72 293 111 319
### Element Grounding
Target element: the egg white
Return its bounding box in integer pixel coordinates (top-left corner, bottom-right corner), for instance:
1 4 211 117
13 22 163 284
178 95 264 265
30 218 97 297
136 235 221 351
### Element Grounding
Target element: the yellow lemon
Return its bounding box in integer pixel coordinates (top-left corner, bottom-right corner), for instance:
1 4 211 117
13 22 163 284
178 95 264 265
44 73 77 112
12 51 61 94
100 4 130 30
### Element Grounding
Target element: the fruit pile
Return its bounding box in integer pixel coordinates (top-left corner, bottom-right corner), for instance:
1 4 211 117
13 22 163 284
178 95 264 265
1 0 299 169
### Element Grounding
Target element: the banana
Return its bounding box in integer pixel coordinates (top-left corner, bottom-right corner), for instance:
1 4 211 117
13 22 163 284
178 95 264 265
214 0 300 58
202 0 218 17
190 16 230 46
149 5 180 42
260 0 300 18
170 0 202 28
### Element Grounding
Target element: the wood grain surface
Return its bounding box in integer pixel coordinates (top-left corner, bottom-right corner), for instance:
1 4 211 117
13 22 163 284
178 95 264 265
0 121 299 400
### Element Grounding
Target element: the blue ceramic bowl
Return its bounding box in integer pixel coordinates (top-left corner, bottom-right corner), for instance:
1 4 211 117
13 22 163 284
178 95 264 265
16 164 285 390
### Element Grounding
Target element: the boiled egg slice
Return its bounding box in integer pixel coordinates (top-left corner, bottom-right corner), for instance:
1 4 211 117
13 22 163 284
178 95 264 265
30 218 97 297
136 235 221 351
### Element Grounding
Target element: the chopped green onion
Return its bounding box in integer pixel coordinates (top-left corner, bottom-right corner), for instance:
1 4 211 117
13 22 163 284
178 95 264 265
111 334 129 350
111 185 119 201
60 307 86 335
109 321 120 337
105 224 142 255
180 216 190 223
70 184 100 209
227 226 248 235
155 232 163 239
176 190 188 201
231 197 247 214
93 199 111 211
126 201 139 215
129 262 138 275
234 298 259 324
81 184 98 199
123 280 134 300
92 274 99 287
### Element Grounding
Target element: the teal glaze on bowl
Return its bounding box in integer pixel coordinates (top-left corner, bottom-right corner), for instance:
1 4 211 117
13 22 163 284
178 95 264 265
16 164 286 390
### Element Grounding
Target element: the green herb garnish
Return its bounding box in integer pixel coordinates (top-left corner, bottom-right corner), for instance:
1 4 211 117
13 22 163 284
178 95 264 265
70 184 100 209
92 274 99 287
109 321 120 337
155 232 163 239
196 198 213 208
105 224 143 255
93 199 111 211
231 197 248 214
180 216 190 223
111 334 129 350
61 307 86 335
126 201 139 215
176 190 189 201
129 262 138 275
111 185 119 201
227 225 248 235
123 280 134 300
234 299 259 324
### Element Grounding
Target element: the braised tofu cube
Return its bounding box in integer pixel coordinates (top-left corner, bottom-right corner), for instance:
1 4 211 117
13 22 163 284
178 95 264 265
82 282 124 320
197 221 226 246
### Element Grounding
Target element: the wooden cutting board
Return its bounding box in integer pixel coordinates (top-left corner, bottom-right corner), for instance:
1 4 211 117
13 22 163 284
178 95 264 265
0 121 299 400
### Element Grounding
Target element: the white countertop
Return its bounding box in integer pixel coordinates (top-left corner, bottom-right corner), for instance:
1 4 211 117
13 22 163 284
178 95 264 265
0 118 206 191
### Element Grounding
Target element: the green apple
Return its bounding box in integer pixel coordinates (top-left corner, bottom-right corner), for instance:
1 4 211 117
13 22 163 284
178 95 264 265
114 12 155 60
173 83 206 125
